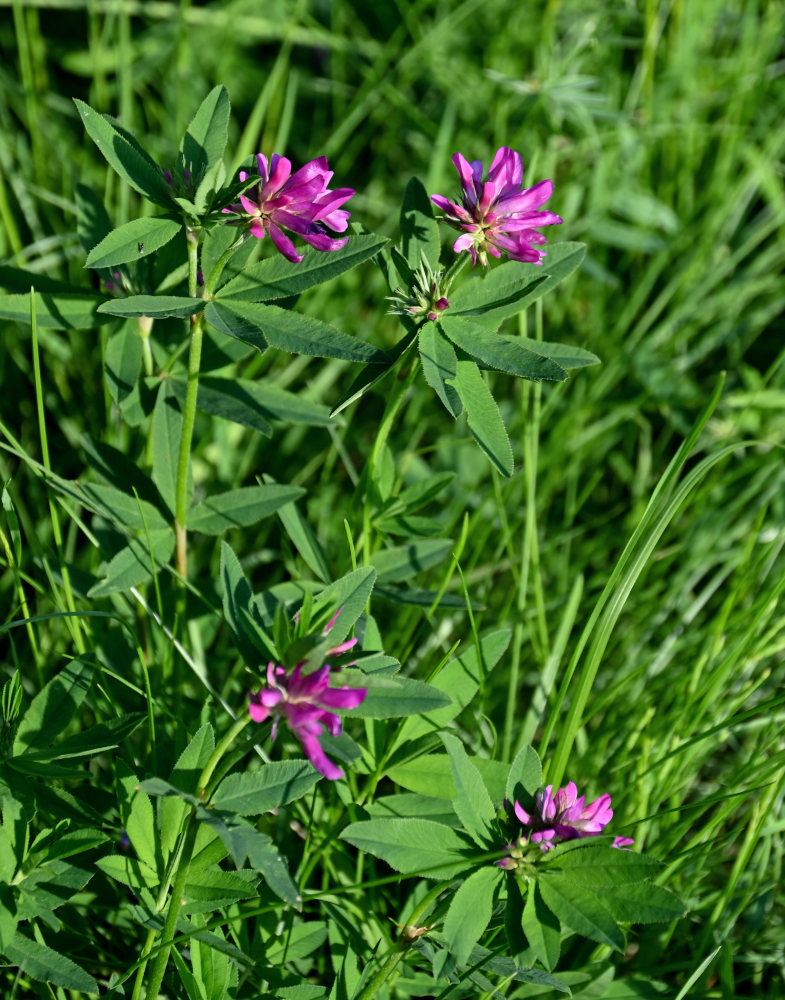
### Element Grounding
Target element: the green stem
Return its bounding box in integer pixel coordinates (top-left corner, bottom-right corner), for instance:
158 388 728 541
139 317 154 377
199 714 252 795
143 815 198 1000
175 226 203 578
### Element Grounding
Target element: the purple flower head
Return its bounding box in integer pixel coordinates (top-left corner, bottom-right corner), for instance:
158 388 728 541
248 639 365 781
514 781 614 852
222 153 354 264
431 146 562 267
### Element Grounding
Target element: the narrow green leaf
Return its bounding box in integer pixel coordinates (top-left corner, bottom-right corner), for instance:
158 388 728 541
75 183 112 256
308 568 377 645
400 177 441 270
211 761 320 816
169 375 331 432
519 337 600 369
599 882 687 924
441 316 567 381
505 745 542 804
538 876 625 951
543 844 663 886
216 233 388 300
387 753 510 803
152 384 190 516
17 714 145 762
419 323 462 417
75 481 168 533
99 294 205 318
5 933 98 992
86 216 181 268
184 868 258 911
338 673 451 718
161 724 216 862
13 659 94 755
341 818 475 877
522 883 561 971
74 98 171 206
450 359 513 477
219 541 272 665
188 485 305 534
0 292 110 329
96 854 159 890
448 242 586 324
442 734 497 848
210 299 388 363
105 321 142 404
88 529 174 597
443 866 501 964
181 85 230 180
116 760 159 875
370 538 453 584
204 299 267 350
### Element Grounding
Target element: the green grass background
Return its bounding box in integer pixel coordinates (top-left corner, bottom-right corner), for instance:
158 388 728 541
1 0 784 995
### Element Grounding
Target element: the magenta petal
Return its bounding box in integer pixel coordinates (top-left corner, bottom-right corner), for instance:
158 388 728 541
318 685 367 709
298 729 343 780
514 801 532 825
268 223 303 263
249 218 266 240
300 232 348 253
239 194 260 216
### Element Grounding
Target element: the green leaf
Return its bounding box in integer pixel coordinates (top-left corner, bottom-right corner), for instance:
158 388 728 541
441 734 497 848
75 481 168 533
207 299 388 363
184 868 259 912
216 233 388 299
15 860 94 919
448 242 586 325
419 323 461 417
96 853 159 890
599 882 686 924
440 316 567 381
0 291 111 329
309 567 377 644
211 760 320 816
219 541 271 665
390 630 511 752
522 883 561 971
75 183 113 256
370 538 453 585
519 337 600 369
387 753 510 803
400 177 441 270
450 359 513 477
86 216 181 268
263 474 330 583
505 745 542 804
181 85 230 181
13 659 94 755
340 818 475 877
5 933 98 992
169 375 331 433
187 484 305 534
204 300 267 350
88 528 174 597
17 714 145 763
152 384 190 516
105 320 142 404
98 294 205 318
116 760 159 875
538 875 625 951
74 98 171 207
338 673 451 718
443 866 501 964
543 844 663 886
161 724 216 862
